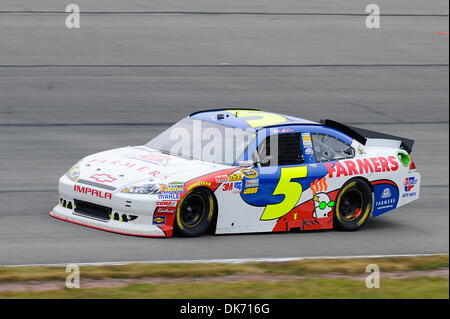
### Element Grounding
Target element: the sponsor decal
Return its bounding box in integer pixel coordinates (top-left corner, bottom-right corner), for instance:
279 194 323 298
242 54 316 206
73 185 112 200
222 181 243 193
228 173 243 182
156 201 178 207
161 182 185 194
157 193 180 200
222 182 234 192
357 145 366 155
89 173 117 183
215 175 229 183
245 179 259 188
156 207 176 213
153 216 166 225
310 177 327 195
305 147 314 155
243 187 258 194
233 181 243 192
372 182 399 216
404 177 418 192
324 156 399 178
313 193 335 218
381 187 391 199
308 175 333 219
272 128 294 134
397 152 411 167
301 133 313 146
240 168 258 178
375 198 396 209
402 177 418 198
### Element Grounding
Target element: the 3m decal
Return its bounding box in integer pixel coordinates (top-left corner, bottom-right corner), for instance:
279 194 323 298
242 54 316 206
228 110 287 128
223 181 243 193
89 173 117 183
222 182 234 192
261 166 308 220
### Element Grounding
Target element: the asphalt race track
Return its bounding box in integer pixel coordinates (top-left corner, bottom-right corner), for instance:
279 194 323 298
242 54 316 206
0 1 448 265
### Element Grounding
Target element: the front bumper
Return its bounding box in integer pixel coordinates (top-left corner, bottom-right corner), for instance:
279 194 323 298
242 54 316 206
49 175 176 237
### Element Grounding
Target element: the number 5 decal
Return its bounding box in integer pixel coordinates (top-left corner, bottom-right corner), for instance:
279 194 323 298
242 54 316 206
260 166 308 220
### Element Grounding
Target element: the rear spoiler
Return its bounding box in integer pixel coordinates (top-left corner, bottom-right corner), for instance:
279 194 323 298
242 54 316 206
320 119 414 154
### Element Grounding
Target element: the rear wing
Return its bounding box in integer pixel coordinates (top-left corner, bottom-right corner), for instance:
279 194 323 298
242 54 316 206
321 119 414 154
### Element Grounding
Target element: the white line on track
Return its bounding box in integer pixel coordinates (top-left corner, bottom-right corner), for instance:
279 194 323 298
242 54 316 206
1 253 447 268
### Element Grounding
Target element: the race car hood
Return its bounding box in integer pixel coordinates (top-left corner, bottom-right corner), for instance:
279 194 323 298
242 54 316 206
74 145 231 190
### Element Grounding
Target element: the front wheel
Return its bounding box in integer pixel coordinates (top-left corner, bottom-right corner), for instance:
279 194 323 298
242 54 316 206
175 188 215 237
334 178 372 231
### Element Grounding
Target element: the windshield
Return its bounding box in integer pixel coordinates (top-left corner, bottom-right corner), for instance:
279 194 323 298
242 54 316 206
146 117 255 166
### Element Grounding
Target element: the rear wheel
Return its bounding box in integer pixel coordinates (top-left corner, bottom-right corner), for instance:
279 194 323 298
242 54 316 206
175 188 215 237
334 178 372 231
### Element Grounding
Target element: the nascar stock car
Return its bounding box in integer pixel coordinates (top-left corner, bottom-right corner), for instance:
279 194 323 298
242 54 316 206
50 109 420 237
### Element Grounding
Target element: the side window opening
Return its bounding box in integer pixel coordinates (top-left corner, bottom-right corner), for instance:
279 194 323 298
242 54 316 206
311 133 354 162
256 132 304 166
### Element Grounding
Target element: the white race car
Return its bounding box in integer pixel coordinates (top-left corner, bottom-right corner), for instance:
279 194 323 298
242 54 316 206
50 109 420 237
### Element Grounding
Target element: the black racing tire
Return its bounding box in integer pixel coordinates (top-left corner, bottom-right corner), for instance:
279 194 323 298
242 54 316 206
333 178 372 231
175 188 215 237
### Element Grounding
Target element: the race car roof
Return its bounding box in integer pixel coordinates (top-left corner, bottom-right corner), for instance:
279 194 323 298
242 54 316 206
189 109 319 130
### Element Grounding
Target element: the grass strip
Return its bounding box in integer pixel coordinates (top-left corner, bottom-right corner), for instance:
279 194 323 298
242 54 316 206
0 277 448 299
0 254 448 283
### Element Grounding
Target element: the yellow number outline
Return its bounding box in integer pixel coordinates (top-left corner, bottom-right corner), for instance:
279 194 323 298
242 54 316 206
260 166 308 220
227 110 287 128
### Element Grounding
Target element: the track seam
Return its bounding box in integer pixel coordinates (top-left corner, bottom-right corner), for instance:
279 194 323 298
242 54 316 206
0 64 448 68
0 120 447 127
0 11 448 17
1 253 447 267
